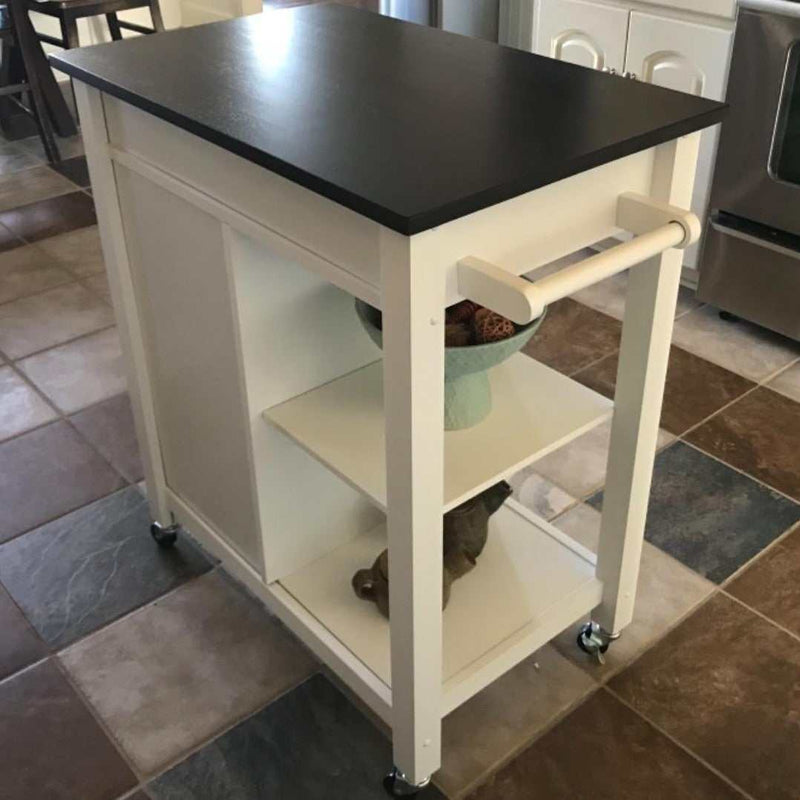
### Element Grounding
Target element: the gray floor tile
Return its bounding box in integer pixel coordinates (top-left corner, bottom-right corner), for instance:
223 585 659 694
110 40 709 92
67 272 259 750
0 282 113 359
437 646 594 799
0 583 48 680
36 225 105 277
589 442 800 583
147 674 445 800
0 420 124 543
0 143 41 176
768 362 800 403
0 244 74 305
19 327 125 413
17 133 85 161
0 166 77 213
672 305 800 381
70 393 143 482
61 570 317 775
0 366 57 441
0 487 212 648
550 504 715 678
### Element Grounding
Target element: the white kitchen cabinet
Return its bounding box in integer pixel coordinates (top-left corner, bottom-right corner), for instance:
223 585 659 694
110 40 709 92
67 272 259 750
532 0 732 272
626 12 732 267
535 0 629 72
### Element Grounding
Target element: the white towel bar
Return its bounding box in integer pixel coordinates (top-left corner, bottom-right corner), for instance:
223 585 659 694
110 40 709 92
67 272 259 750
457 193 701 324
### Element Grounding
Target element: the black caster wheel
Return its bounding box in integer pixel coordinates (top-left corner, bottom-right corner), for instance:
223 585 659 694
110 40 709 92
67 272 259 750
576 628 609 656
383 768 430 797
719 310 740 323
150 522 179 548
577 621 618 665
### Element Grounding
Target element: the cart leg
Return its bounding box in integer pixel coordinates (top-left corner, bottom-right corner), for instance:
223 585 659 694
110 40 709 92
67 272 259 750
381 231 445 790
74 83 172 530
593 134 701 639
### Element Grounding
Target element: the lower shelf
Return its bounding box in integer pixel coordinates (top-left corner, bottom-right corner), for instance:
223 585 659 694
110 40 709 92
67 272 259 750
280 499 602 715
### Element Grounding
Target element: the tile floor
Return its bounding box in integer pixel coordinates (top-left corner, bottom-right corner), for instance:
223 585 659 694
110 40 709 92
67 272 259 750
1 128 800 800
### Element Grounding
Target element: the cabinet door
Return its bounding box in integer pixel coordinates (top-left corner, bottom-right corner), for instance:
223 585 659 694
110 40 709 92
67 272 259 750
535 0 629 72
626 12 733 269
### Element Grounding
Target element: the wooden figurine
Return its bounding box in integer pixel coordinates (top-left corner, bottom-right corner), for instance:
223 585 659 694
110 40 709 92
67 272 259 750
352 481 513 618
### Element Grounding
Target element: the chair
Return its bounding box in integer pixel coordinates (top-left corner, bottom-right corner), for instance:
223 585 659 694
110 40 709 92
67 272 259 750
0 0 60 161
28 0 164 50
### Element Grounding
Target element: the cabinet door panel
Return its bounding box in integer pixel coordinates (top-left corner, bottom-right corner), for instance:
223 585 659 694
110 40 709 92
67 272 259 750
535 0 628 72
627 12 733 268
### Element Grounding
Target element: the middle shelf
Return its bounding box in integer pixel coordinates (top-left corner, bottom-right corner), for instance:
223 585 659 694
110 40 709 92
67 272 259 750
263 352 613 512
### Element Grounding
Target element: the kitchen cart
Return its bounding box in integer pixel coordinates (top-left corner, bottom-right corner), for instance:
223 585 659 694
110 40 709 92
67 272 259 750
53 6 725 794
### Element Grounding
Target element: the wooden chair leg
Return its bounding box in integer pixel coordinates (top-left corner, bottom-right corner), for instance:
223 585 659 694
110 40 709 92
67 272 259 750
148 0 165 32
59 15 80 48
7 0 60 161
106 12 123 40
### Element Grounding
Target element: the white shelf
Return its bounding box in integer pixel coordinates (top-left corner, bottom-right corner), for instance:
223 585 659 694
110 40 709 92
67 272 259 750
279 500 603 714
264 353 612 512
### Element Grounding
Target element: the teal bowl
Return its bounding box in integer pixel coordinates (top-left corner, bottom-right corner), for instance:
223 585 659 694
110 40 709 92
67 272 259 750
355 299 546 430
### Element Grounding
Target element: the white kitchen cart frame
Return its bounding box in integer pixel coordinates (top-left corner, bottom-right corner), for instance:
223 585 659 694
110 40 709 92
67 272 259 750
76 80 700 793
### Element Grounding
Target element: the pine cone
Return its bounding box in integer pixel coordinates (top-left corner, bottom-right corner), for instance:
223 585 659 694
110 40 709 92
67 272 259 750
445 322 473 347
445 300 480 325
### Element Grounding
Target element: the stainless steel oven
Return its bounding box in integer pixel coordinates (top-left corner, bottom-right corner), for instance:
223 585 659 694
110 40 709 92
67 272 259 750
698 0 800 339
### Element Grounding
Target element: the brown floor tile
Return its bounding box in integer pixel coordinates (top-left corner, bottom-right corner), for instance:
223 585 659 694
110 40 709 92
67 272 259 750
727 524 800 637
0 366 57 442
469 690 742 800
611 593 800 800
522 298 622 376
0 584 47 680
70 393 143 483
36 225 105 278
0 659 136 800
0 192 96 243
686 387 800 502
0 420 124 543
576 346 755 436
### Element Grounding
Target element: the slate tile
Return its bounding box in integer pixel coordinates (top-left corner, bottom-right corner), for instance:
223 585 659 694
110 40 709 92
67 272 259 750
726 523 800 637
437 647 595 799
0 583 47 680
0 282 113 359
0 165 76 212
0 487 211 648
19 327 125 413
0 191 96 243
550 503 714 678
575 346 755 436
17 133 84 161
70 393 143 482
522 298 622 376
611 593 800 800
0 143 40 176
0 420 124 543
468 690 742 800
672 305 800 381
0 243 73 305
589 442 800 583
686 387 800 502
50 156 91 188
0 658 136 800
36 224 105 277
0 366 57 442
0 220 23 253
768 362 800 403
532 419 673 499
61 570 317 774
147 674 444 800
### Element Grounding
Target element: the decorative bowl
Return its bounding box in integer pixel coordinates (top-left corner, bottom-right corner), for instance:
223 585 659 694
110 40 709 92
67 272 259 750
355 299 546 430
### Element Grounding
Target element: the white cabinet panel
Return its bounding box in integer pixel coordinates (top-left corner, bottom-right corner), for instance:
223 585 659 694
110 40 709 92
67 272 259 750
626 12 732 268
535 0 629 72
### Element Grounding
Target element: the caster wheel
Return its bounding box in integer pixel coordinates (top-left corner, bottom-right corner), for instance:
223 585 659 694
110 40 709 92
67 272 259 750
577 621 618 665
383 768 430 797
719 310 740 323
150 522 178 548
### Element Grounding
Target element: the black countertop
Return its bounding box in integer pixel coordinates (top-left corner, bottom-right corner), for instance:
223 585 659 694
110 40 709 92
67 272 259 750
52 4 726 235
